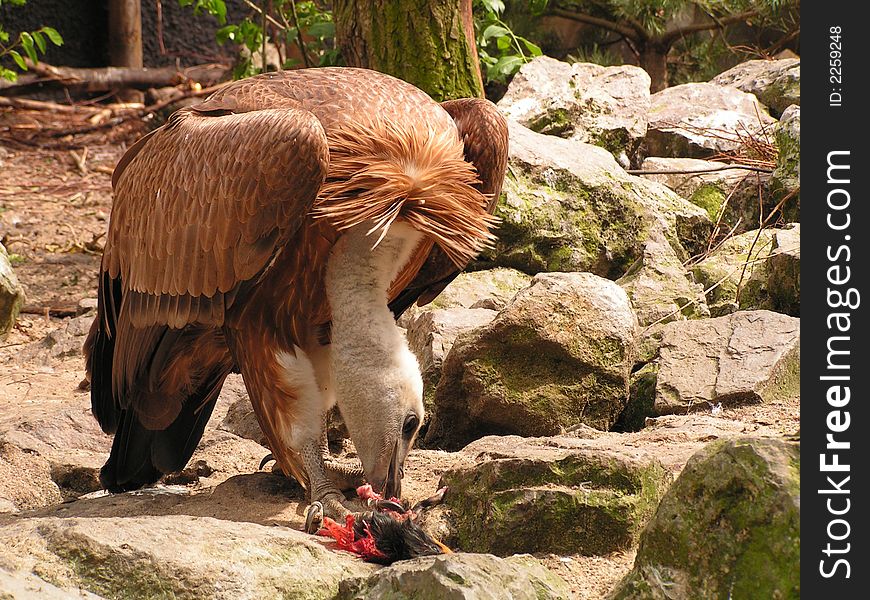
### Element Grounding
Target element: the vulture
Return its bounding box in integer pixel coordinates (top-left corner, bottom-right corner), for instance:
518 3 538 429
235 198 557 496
84 67 508 553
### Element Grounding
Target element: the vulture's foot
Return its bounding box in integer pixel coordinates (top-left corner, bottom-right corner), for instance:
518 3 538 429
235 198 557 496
323 458 366 492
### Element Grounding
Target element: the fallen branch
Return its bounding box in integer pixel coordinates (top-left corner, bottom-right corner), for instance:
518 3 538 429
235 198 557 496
20 305 78 318
627 165 773 176
2 62 229 95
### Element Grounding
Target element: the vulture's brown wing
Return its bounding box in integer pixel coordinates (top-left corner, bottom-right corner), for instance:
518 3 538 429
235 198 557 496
388 98 508 317
105 103 329 323
91 101 328 435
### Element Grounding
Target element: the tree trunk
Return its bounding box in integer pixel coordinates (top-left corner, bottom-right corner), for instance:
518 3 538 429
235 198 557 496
639 43 669 93
333 0 483 101
108 0 143 101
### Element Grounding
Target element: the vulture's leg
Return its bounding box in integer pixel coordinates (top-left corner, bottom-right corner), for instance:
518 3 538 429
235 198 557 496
318 412 366 491
224 329 366 526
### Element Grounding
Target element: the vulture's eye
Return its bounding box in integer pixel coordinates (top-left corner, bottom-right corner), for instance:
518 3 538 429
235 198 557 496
402 414 420 438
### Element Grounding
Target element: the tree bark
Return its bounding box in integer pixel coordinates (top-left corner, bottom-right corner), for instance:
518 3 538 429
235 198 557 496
639 43 669 93
108 0 144 101
333 0 483 101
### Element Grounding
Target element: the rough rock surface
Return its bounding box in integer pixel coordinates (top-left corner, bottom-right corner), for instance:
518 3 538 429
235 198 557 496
617 226 709 326
766 225 800 316
711 58 800 117
638 157 771 233
1 243 25 339
645 83 776 158
405 267 531 314
338 553 571 600
426 273 637 449
654 311 800 414
498 56 651 163
484 121 712 277
404 307 498 414
0 515 376 600
690 226 799 316
440 435 671 556
610 437 799 599
772 104 800 217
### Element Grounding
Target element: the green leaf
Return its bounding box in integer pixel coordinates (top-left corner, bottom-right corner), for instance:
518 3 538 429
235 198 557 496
41 26 63 46
482 24 509 41
216 24 237 44
521 38 542 56
20 32 38 64
494 54 523 75
306 21 334 39
9 49 27 71
1 67 18 83
496 35 511 50
32 30 47 54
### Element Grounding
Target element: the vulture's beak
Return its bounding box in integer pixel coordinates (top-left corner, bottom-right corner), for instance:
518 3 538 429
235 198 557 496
379 441 403 500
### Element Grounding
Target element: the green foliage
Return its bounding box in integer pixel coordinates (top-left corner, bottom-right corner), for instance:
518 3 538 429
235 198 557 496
179 0 339 79
475 0 544 83
0 0 63 82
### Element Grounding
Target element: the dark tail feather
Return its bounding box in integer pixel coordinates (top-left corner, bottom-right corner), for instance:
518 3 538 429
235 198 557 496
88 273 123 435
99 367 230 492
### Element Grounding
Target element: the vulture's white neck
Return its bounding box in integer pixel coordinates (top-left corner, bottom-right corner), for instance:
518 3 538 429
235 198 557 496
325 222 424 413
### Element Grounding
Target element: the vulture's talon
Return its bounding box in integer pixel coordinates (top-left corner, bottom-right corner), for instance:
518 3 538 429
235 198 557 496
305 501 324 534
258 453 275 470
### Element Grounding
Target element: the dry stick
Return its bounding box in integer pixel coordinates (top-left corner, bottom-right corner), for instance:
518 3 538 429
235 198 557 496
20 305 78 318
627 165 773 175
0 96 101 114
288 0 313 68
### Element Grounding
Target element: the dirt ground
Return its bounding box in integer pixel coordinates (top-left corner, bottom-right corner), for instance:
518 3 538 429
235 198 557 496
0 139 798 598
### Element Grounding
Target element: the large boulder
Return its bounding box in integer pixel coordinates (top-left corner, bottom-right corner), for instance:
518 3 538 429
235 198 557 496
766 225 800 316
404 307 498 416
645 83 776 159
690 226 799 316
639 157 772 234
772 104 800 218
403 267 531 314
425 273 637 449
497 56 651 164
711 58 800 117
1 243 25 339
654 310 800 415
440 435 671 556
338 553 570 600
0 515 375 599
617 226 709 326
482 121 712 278
610 437 799 599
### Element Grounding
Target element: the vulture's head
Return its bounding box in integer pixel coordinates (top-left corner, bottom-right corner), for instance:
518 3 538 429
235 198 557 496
338 342 424 501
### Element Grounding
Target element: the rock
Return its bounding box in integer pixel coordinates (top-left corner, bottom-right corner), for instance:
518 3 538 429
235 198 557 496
610 437 799 599
0 515 375 599
654 311 800 415
0 568 103 599
690 226 792 315
425 273 637 449
639 157 772 234
497 56 651 163
76 298 98 315
711 58 800 117
772 104 800 217
338 553 571 600
404 307 498 415
1 242 25 339
440 435 671 556
484 121 712 277
620 362 659 432
645 83 776 159
37 314 95 361
0 441 64 512
617 226 708 326
402 267 531 315
766 225 800 316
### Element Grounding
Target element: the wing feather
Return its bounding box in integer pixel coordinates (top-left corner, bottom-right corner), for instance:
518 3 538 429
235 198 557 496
104 103 329 330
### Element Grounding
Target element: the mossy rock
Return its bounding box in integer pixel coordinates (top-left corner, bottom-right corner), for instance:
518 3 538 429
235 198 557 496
338 553 571 600
617 362 659 432
772 105 800 220
425 273 637 449
479 122 713 279
609 437 799 600
441 436 671 556
1 242 26 339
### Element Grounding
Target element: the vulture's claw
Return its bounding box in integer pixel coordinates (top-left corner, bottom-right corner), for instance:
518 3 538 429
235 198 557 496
305 501 324 534
259 453 276 470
